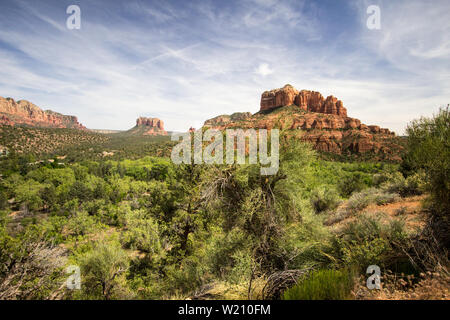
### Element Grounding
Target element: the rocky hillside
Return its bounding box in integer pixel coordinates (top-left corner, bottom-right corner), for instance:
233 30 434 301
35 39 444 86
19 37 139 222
0 96 86 129
125 117 168 136
0 125 108 155
203 84 404 161
204 112 253 126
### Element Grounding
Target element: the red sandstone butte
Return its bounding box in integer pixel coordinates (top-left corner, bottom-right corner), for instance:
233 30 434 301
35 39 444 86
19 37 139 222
0 96 86 129
203 85 402 161
134 117 168 135
260 84 347 117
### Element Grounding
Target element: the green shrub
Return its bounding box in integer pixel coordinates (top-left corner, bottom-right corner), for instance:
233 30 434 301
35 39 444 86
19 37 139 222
283 269 354 300
310 187 340 213
164 251 211 294
373 171 404 188
79 241 129 300
14 180 46 211
341 238 390 270
275 215 332 271
0 190 7 210
341 213 408 242
403 172 426 196
380 171 426 197
337 214 410 271
338 173 365 198
121 209 162 254
323 208 352 226
346 188 399 213
67 210 98 237
404 107 449 214
228 250 253 284
373 191 399 205
372 173 390 187
346 192 371 212
206 228 248 279
342 214 384 242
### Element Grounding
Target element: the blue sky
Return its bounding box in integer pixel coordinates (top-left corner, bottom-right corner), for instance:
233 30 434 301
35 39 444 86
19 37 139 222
0 0 449 133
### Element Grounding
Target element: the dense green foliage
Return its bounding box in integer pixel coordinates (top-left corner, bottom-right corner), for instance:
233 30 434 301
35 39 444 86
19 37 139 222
401 107 449 249
0 140 413 300
0 109 445 300
403 107 449 214
310 187 340 213
283 269 354 300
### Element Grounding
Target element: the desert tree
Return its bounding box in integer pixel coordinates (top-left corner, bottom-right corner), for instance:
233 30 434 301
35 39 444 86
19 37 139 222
79 241 129 300
404 107 450 247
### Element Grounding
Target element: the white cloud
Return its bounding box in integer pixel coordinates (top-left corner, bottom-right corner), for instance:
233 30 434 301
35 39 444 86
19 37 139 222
255 63 274 76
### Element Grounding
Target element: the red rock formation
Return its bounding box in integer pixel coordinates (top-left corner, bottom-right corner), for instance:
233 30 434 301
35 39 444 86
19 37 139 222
133 117 167 135
321 95 347 117
136 117 164 129
295 90 325 112
260 85 347 117
368 125 380 133
261 84 299 111
204 86 402 161
0 96 86 129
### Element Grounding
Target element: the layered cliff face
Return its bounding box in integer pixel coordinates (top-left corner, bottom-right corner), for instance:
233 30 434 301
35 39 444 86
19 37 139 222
203 85 403 161
260 84 347 117
0 96 86 129
127 117 168 136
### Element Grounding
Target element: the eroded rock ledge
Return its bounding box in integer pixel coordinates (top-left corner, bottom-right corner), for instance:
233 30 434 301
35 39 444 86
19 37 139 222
203 85 402 161
260 84 347 117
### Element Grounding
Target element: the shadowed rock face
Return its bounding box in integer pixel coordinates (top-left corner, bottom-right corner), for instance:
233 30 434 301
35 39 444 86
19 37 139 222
203 85 402 161
260 84 347 117
131 117 167 135
0 96 86 129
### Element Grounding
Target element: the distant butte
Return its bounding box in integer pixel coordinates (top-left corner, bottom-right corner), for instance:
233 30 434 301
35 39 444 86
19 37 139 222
128 117 168 136
0 96 86 129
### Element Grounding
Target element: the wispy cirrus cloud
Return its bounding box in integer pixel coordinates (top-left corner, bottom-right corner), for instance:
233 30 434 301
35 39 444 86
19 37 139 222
0 0 448 133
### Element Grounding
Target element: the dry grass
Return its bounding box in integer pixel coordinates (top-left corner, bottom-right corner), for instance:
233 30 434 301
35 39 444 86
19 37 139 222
326 194 427 234
186 278 267 300
354 268 450 300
